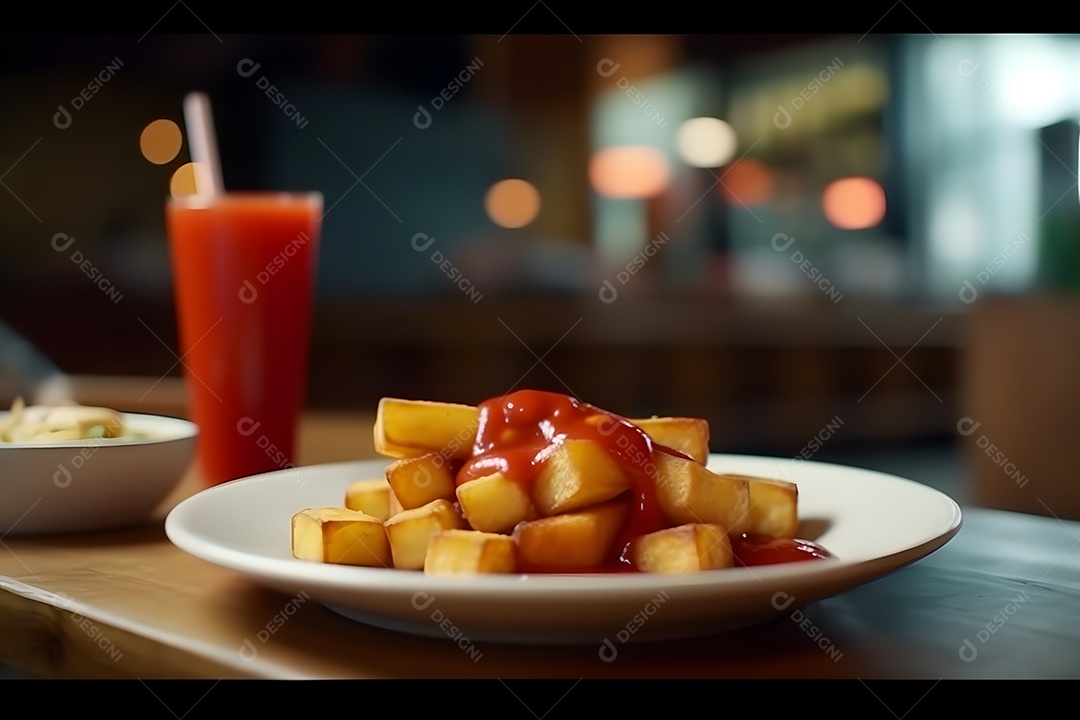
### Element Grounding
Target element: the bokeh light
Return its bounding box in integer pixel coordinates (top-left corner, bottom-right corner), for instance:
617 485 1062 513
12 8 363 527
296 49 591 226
719 159 774 206
589 146 671 199
484 178 541 228
140 119 183 165
677 117 737 168
822 177 887 229
169 162 205 198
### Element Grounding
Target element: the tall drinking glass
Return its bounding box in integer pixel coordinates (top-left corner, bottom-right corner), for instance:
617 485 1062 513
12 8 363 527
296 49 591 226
166 192 322 484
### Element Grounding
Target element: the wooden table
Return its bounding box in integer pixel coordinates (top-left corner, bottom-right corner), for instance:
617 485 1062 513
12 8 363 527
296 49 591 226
2 407 1078 698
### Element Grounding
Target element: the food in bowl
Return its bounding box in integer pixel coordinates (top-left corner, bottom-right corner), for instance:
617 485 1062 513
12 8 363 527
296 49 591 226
0 397 127 443
0 401 197 535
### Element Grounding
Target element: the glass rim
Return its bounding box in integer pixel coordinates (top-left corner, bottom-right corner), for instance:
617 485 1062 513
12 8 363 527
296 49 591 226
167 191 324 209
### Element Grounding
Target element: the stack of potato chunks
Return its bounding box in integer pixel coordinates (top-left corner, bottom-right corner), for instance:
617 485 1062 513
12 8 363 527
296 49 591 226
291 397 798 574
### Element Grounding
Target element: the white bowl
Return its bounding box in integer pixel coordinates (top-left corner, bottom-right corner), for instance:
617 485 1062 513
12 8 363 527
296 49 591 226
0 412 197 535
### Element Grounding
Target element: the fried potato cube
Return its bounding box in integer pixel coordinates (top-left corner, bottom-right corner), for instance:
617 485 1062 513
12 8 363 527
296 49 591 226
291 508 391 567
513 500 627 568
388 488 405 517
373 398 479 460
533 439 631 516
424 529 517 575
653 452 750 534
344 479 392 520
737 475 799 538
383 499 467 570
456 473 536 533
630 523 733 573
384 453 456 510
632 417 710 465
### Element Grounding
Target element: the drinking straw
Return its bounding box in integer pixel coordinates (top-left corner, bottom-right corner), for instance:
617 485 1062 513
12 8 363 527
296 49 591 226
182 91 225 197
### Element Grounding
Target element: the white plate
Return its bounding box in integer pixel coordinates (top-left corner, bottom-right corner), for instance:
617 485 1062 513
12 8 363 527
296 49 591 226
165 455 962 644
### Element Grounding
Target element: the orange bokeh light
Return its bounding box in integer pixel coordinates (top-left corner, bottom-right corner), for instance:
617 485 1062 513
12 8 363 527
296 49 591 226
169 162 205 198
822 177 887 230
140 119 183 165
484 178 541 228
589 146 671 199
718 159 774 206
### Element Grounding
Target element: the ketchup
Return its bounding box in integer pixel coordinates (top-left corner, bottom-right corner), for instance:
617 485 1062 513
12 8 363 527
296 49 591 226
732 535 832 566
455 389 831 572
458 389 670 489
457 389 669 570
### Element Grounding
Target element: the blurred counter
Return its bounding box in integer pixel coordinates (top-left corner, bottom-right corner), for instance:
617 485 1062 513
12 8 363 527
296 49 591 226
2 294 964 455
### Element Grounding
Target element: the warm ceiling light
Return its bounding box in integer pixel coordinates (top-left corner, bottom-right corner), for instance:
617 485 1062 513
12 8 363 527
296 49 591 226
484 178 541 229
677 117 737 168
169 162 205 198
822 177 887 230
718 158 774 206
589 146 671 199
140 119 183 165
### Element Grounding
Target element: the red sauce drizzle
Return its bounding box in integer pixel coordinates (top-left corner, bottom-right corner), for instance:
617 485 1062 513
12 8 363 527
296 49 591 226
455 389 831 572
732 535 832 566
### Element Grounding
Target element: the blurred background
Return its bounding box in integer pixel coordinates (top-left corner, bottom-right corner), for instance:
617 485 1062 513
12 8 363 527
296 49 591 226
2 34 1078 516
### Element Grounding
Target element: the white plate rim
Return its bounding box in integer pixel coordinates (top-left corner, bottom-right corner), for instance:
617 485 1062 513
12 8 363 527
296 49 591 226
165 454 962 639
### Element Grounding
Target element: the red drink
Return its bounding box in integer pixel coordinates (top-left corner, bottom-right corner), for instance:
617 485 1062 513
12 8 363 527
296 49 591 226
166 192 322 484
